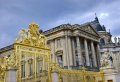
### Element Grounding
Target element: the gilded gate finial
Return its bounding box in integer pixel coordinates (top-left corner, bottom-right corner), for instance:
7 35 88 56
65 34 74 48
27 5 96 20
15 22 48 48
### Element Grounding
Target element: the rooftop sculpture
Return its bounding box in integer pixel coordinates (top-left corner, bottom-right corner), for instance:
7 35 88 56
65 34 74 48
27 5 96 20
15 22 48 48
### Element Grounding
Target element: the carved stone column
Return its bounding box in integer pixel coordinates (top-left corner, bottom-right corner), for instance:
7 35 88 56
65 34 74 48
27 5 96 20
5 67 17 82
96 43 100 67
76 36 83 66
84 39 90 66
52 71 59 82
72 38 76 66
91 41 97 67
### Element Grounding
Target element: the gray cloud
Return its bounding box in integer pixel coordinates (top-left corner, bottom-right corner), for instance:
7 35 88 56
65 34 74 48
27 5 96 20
0 0 120 48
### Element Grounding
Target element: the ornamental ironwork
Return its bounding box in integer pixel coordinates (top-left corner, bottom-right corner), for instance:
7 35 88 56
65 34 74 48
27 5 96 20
0 22 105 82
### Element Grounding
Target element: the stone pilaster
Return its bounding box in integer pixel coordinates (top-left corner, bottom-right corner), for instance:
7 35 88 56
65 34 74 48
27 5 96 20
54 39 57 62
68 36 73 66
51 40 56 63
65 36 70 68
84 39 90 66
62 37 67 66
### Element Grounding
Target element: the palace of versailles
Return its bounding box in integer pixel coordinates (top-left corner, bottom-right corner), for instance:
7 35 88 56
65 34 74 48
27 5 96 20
0 16 120 82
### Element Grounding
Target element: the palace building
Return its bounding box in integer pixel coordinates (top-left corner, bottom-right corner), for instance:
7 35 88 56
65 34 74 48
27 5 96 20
0 16 118 82
43 22 100 70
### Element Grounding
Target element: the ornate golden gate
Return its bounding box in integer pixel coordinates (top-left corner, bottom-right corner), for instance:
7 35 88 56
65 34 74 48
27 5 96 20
49 63 105 82
0 22 52 82
14 44 51 82
0 22 105 82
0 62 6 82
14 22 51 82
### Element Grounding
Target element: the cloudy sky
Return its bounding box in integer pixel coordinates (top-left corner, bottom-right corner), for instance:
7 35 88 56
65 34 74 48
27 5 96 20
0 0 120 48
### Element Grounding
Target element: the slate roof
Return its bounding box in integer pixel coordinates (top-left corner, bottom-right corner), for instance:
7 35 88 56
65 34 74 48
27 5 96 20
44 16 107 36
90 17 106 31
0 44 14 54
43 24 73 35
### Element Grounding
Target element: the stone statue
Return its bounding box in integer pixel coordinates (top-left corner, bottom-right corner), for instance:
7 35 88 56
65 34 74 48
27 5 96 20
100 51 113 68
114 37 117 45
16 29 29 43
15 22 48 48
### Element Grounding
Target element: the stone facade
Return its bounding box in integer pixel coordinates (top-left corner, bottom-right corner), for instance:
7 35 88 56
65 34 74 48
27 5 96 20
43 23 100 70
1 17 119 82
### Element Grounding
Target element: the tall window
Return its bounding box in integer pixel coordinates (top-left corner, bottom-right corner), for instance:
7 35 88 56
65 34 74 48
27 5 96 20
57 55 63 67
28 59 33 76
21 61 25 78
